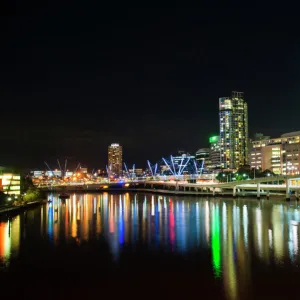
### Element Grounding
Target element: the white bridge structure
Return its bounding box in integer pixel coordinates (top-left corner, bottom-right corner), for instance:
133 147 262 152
38 174 300 201
144 174 300 200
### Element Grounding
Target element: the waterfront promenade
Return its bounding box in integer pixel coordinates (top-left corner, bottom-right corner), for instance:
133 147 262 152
37 174 300 200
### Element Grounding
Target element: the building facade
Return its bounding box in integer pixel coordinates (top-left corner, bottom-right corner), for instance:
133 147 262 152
219 91 249 169
209 135 221 169
250 131 300 175
195 148 211 170
0 167 21 195
108 143 123 176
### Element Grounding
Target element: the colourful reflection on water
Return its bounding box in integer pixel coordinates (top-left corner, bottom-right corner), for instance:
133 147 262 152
1 194 300 298
0 216 20 268
212 204 221 278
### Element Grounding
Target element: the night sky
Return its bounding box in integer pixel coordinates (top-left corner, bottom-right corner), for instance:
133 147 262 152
1 2 299 170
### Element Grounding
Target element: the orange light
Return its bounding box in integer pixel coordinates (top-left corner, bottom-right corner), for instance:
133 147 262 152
103 185 108 189
124 183 130 187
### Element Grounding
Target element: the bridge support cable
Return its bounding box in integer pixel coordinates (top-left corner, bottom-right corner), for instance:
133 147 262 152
179 157 191 175
178 156 185 176
200 160 204 176
124 163 129 175
147 160 154 176
64 159 68 178
44 161 55 177
193 160 199 178
170 156 177 176
57 159 62 177
162 157 175 176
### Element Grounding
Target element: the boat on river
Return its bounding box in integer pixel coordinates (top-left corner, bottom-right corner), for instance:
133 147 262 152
59 193 70 199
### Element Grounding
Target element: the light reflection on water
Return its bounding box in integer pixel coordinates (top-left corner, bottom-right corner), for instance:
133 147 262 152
0 193 300 299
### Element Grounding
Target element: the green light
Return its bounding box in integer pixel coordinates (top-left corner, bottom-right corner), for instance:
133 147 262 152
212 206 221 278
209 136 219 143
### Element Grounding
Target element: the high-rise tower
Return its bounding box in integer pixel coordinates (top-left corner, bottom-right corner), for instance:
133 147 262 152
108 143 123 176
219 91 248 169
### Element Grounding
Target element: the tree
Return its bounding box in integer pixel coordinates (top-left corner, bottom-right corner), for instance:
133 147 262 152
0 191 6 205
21 176 34 193
216 171 235 182
23 187 41 203
259 169 276 178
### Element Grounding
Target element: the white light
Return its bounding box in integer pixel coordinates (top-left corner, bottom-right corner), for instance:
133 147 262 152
7 197 12 201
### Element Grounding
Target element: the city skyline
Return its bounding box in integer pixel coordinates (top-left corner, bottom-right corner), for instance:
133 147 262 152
1 4 299 169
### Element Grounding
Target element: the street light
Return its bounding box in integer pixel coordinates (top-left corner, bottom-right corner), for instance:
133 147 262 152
223 173 228 183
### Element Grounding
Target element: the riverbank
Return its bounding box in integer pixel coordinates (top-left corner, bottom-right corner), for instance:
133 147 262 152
41 186 290 200
0 200 43 218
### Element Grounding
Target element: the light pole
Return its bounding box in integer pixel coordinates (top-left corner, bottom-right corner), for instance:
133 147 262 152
222 173 228 183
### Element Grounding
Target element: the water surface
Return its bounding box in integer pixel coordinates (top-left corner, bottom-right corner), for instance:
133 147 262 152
1 192 300 299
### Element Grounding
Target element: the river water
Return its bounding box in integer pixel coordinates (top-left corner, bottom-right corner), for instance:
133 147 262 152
1 192 300 299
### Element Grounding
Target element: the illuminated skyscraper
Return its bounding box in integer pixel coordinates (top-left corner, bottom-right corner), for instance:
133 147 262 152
108 143 123 176
219 91 248 169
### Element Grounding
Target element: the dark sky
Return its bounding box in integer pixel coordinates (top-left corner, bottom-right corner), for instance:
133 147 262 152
0 2 299 170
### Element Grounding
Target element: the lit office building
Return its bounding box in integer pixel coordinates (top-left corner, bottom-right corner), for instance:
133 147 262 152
209 135 221 169
250 144 282 174
0 167 21 195
250 131 300 175
195 148 211 170
108 143 123 176
219 91 249 169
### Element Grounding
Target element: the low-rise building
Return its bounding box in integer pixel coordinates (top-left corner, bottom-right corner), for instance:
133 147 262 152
0 167 21 195
209 135 221 170
195 148 211 169
250 131 300 175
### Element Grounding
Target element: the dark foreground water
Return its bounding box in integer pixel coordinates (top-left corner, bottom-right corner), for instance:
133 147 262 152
1 193 300 299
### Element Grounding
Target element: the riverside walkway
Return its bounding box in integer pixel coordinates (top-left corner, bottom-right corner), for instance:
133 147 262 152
37 174 300 200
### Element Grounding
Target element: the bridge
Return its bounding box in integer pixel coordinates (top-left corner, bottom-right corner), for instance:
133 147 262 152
37 174 300 200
